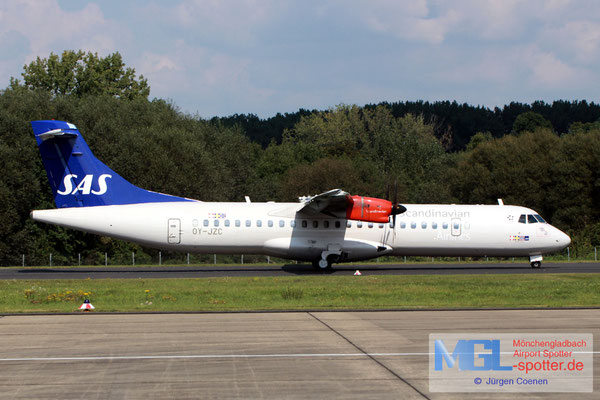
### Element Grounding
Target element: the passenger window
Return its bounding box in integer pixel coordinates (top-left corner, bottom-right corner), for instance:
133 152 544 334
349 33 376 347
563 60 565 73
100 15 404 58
453 222 460 230
534 214 546 223
432 222 438 229
421 222 427 229
256 220 262 227
400 221 406 229
224 220 230 227
235 220 241 227
442 222 448 229
324 221 330 228
279 220 285 227
411 222 416 229
357 222 363 228
347 221 352 228
214 220 219 227
268 220 273 227
290 220 296 228
302 220 307 228
335 221 341 228
203 220 209 227
245 220 251 227
378 223 384 229
368 222 373 228
313 221 318 228
518 214 527 224
527 214 537 224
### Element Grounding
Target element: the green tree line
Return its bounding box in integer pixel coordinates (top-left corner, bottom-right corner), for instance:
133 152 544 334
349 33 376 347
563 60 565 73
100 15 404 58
217 100 600 151
0 50 598 265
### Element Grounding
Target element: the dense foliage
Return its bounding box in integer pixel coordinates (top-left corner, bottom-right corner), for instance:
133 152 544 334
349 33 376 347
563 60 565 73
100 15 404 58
1 52 599 265
10 50 149 100
216 99 600 151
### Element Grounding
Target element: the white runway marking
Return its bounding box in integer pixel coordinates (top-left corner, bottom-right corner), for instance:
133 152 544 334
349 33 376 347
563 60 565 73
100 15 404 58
0 351 597 362
0 353 426 362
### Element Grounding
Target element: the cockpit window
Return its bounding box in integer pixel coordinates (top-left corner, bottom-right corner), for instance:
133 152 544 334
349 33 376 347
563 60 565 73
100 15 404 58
519 213 548 224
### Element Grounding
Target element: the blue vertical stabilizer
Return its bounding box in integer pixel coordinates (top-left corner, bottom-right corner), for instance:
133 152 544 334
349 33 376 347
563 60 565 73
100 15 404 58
31 120 194 208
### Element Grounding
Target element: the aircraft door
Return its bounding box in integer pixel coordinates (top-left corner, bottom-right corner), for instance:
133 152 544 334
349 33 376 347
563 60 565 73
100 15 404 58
451 218 461 236
168 218 181 244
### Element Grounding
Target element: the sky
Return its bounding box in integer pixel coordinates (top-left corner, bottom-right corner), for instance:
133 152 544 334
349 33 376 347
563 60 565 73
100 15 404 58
0 0 599 118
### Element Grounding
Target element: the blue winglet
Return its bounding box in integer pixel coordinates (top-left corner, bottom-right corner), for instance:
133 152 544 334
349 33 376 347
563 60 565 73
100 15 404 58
31 120 194 208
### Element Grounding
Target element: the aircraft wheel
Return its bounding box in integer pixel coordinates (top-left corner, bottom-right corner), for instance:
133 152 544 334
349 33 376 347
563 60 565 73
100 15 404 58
531 261 541 269
312 258 331 270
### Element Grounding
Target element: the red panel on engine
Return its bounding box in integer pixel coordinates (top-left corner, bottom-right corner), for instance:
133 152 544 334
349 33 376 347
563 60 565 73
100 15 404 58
345 195 393 223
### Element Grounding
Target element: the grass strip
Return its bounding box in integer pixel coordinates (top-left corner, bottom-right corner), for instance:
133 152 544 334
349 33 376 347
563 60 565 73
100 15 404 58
0 274 599 313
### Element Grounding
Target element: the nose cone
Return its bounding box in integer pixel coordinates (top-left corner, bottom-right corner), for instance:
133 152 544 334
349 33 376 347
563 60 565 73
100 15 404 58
556 229 571 249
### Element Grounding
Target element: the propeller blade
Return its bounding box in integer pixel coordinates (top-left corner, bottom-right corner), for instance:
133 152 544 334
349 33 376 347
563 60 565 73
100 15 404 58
392 180 398 226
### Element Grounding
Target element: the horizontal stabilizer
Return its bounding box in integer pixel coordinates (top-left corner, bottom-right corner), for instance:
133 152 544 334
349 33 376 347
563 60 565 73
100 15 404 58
37 128 78 141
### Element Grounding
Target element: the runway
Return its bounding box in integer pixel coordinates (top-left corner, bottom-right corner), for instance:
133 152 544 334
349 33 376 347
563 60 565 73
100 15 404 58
1 262 598 279
0 310 598 399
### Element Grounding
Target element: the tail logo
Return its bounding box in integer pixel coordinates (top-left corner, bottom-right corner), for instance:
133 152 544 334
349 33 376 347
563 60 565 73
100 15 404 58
57 174 112 196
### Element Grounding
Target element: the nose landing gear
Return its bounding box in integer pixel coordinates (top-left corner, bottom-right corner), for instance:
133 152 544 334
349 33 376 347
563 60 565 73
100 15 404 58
530 255 542 268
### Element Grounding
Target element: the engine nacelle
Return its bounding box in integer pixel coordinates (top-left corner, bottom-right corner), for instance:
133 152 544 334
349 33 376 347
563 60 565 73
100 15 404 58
345 195 393 223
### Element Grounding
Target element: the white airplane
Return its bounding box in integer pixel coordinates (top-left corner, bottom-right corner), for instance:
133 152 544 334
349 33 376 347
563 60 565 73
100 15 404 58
30 120 570 269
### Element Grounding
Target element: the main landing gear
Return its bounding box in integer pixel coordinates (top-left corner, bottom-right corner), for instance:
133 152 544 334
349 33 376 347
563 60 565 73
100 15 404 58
312 246 342 270
530 255 542 269
312 254 340 270
312 258 332 270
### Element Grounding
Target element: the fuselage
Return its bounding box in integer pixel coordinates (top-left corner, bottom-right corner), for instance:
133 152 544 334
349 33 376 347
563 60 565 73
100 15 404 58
29 120 572 269
31 201 571 263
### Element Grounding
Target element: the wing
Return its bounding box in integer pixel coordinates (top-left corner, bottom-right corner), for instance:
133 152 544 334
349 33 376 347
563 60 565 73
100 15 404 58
296 189 350 218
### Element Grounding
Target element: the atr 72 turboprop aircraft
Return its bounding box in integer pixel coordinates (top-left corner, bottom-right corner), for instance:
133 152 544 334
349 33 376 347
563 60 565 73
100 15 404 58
30 120 570 269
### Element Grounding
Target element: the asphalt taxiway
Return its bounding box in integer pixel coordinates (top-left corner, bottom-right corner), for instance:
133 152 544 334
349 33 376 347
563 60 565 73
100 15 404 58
0 309 598 399
0 262 598 279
